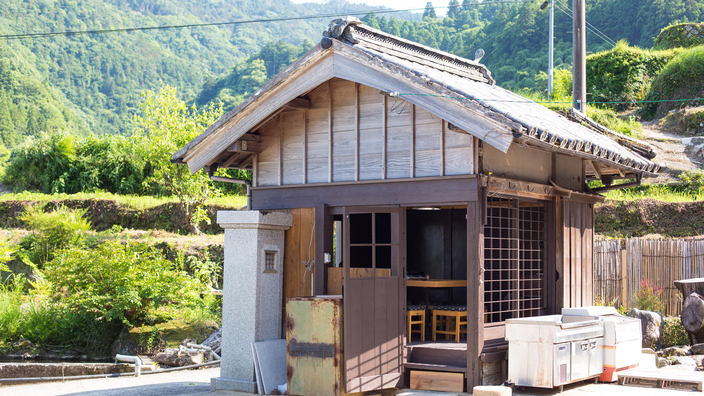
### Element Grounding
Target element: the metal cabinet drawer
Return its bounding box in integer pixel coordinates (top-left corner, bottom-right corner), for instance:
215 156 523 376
588 337 604 377
570 340 591 382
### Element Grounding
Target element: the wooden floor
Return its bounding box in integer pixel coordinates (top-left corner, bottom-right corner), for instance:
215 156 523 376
407 340 467 351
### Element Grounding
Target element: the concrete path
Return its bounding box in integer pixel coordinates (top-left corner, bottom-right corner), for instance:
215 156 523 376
2 366 696 396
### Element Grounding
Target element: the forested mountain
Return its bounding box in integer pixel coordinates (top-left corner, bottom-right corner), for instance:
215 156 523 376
0 0 702 150
196 0 704 113
0 0 411 146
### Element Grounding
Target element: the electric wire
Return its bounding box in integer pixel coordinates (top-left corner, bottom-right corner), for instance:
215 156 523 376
0 0 533 40
553 0 617 46
391 92 704 106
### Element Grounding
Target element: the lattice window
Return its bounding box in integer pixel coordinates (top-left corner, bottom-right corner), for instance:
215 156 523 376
264 250 277 273
484 197 545 323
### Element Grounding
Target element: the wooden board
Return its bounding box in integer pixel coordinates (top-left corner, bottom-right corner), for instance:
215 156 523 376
283 208 316 301
410 370 464 392
618 370 704 392
253 80 478 188
407 280 467 288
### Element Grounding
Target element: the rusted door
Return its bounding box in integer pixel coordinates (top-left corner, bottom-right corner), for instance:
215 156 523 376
343 206 405 393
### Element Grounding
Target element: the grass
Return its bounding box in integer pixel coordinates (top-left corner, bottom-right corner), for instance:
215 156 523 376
602 183 704 202
0 191 247 210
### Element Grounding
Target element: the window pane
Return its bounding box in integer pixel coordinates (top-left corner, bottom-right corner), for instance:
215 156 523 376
350 246 373 269
375 213 391 244
349 213 372 244
376 246 392 270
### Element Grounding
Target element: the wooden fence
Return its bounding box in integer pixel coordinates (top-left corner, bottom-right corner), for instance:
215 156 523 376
593 238 704 317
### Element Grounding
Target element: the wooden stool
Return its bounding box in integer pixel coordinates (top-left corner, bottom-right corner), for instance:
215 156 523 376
432 308 467 343
407 306 426 342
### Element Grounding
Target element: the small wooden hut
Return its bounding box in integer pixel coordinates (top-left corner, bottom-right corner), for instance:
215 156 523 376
174 17 663 392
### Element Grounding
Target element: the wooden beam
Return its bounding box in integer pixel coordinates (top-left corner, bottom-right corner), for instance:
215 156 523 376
315 204 331 296
303 110 308 184
284 97 311 110
252 153 258 187
466 179 485 390
411 104 416 178
355 83 360 182
328 80 333 183
220 153 241 168
440 120 445 176
226 140 261 153
251 176 480 210
382 95 387 180
278 114 283 186
588 160 601 179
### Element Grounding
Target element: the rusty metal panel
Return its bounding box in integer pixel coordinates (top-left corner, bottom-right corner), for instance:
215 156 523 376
286 297 345 396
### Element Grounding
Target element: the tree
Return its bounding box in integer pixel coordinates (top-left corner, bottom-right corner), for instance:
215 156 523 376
423 2 437 19
133 85 223 234
462 0 478 12
448 0 461 18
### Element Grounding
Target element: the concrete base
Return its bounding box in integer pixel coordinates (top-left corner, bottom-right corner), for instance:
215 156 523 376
473 385 512 396
210 377 257 393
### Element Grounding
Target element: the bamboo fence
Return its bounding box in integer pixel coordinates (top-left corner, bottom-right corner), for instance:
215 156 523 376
593 237 704 317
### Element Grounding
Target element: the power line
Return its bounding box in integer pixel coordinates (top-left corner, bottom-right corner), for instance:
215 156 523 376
0 0 533 40
554 0 617 46
392 92 704 106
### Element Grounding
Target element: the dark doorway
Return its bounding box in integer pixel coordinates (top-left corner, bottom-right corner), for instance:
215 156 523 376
406 208 467 305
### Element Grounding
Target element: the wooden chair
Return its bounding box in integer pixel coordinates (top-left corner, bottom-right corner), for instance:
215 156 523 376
432 307 467 343
407 305 426 342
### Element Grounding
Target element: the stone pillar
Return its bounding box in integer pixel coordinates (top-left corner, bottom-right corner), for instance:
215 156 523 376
211 210 292 393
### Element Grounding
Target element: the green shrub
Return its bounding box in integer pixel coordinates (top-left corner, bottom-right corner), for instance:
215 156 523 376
661 316 690 348
641 45 704 120
19 205 90 266
654 23 704 51
587 41 679 110
44 241 211 327
3 132 146 195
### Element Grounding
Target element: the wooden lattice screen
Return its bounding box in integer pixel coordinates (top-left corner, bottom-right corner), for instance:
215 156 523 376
484 197 546 323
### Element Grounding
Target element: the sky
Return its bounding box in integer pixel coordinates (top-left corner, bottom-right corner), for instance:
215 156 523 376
290 0 448 17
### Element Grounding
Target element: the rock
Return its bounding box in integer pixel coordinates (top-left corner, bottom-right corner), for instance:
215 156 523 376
662 346 691 357
627 309 663 348
154 346 204 367
692 355 704 368
657 357 671 368
691 343 704 355
673 356 697 366
472 386 512 396
642 348 657 355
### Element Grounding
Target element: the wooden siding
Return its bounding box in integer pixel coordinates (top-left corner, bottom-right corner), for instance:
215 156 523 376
560 200 594 309
255 79 475 187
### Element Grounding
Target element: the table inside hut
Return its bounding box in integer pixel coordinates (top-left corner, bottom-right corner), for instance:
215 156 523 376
407 279 467 309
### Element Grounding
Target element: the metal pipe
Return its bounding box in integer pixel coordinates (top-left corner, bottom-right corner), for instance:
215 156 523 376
115 354 142 377
186 343 221 361
0 360 221 385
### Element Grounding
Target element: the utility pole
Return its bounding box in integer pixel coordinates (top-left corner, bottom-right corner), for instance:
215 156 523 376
573 0 587 114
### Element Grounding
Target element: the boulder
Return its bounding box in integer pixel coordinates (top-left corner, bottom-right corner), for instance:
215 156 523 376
642 348 657 355
627 309 663 348
154 346 204 367
657 357 671 368
672 356 697 367
691 343 704 355
692 355 704 368
662 346 691 357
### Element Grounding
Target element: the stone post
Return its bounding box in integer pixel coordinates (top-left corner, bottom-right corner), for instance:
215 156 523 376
211 210 292 393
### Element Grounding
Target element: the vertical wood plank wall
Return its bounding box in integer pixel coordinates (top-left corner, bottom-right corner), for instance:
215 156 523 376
283 208 316 302
560 200 594 309
256 79 475 186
